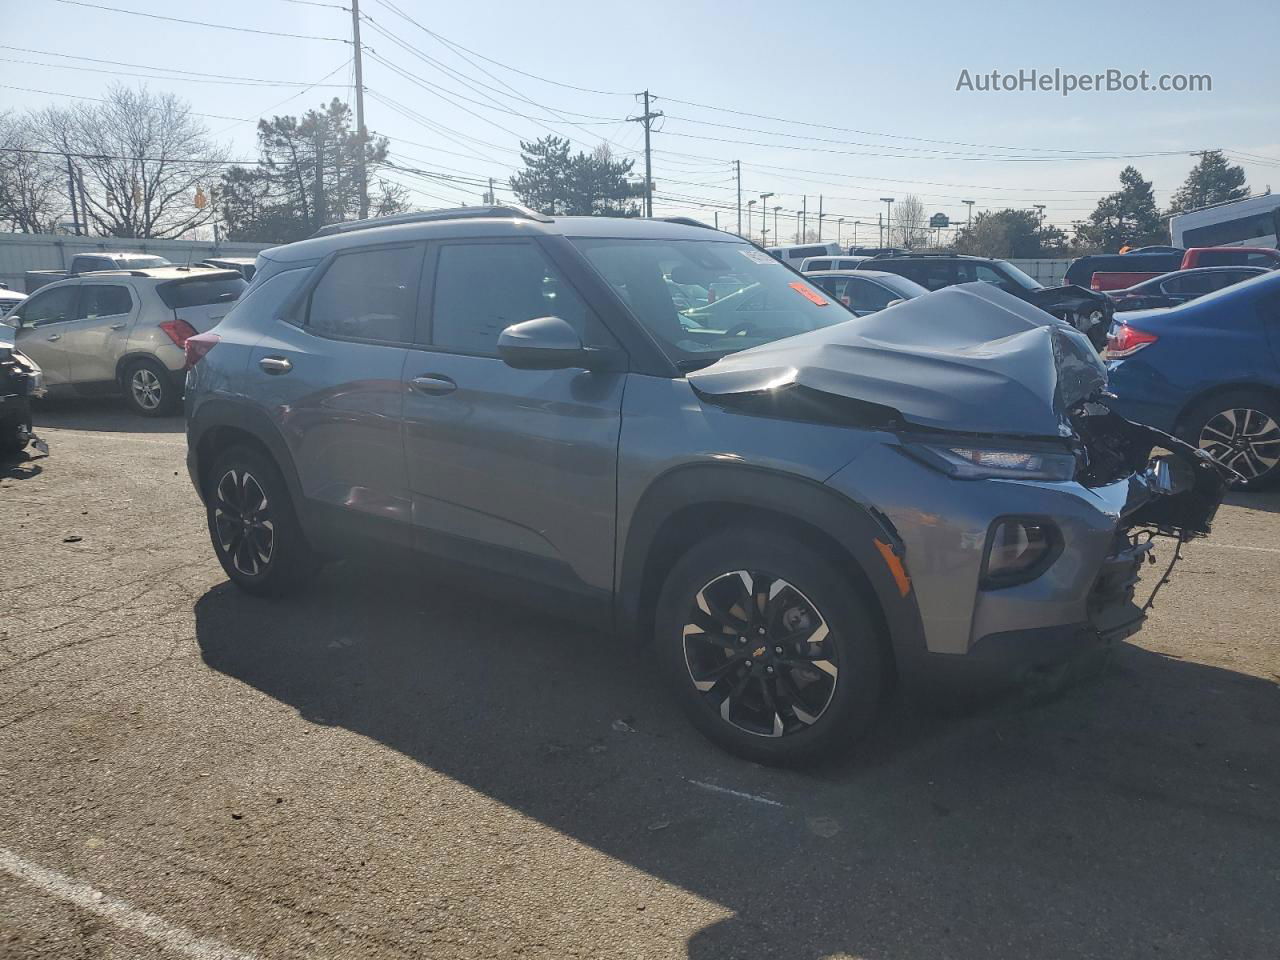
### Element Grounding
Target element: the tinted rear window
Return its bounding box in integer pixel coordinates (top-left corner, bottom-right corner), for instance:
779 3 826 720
156 276 247 309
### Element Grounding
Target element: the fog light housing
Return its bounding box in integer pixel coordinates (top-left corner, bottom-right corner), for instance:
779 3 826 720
982 518 1061 588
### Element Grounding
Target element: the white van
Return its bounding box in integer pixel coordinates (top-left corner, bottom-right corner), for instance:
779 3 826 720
800 255 871 272
765 242 842 269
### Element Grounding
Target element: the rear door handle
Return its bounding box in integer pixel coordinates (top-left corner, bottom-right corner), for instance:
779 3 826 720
411 374 457 395
259 356 292 374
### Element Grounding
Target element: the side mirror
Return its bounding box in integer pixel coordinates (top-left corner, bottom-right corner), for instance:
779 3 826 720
498 316 592 370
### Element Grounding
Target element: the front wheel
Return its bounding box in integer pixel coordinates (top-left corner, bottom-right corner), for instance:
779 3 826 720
0 411 31 457
1181 390 1280 490
654 530 885 765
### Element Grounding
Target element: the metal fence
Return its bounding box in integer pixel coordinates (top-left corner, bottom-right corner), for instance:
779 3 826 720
0 232 273 292
1006 258 1071 286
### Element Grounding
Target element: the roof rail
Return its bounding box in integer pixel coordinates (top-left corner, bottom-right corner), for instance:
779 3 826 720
311 205 552 238
657 216 718 231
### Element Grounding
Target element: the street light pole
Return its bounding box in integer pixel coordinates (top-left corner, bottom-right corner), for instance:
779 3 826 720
759 192 773 245
963 199 974 230
1033 204 1046 245
837 217 844 248
747 199 757 243
773 205 781 244
880 198 895 249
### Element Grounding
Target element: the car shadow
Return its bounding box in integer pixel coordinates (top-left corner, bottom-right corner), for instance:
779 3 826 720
1221 488 1280 515
33 396 184 434
194 559 1280 959
0 447 45 479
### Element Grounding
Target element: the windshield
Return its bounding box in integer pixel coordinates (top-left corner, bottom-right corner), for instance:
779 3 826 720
993 260 1043 292
570 237 852 366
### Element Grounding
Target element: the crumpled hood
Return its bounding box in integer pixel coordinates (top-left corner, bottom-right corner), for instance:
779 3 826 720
688 282 1107 438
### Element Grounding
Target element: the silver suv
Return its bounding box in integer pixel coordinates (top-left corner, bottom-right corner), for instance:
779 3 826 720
5 267 246 415
185 207 1228 764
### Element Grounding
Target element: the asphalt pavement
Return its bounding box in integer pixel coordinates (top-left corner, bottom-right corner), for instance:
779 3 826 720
1 399 1277 960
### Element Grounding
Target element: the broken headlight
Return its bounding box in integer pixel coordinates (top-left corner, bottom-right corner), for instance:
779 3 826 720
982 518 1062 588
902 442 1077 481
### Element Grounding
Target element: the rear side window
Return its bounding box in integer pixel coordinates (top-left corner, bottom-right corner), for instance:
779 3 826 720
430 241 599 356
307 245 420 343
806 260 832 271
157 276 247 309
79 284 132 318
75 256 113 272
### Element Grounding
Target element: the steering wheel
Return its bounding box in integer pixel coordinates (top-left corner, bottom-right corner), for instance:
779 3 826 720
725 321 759 338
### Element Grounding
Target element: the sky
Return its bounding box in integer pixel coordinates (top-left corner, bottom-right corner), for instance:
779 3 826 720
3 0 1279 245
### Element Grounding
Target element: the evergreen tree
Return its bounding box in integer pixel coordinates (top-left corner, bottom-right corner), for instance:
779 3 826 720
1077 166 1165 251
1168 150 1249 215
510 136 642 217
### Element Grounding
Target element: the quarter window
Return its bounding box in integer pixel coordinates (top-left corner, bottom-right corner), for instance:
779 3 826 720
307 245 420 343
431 242 600 356
79 285 132 318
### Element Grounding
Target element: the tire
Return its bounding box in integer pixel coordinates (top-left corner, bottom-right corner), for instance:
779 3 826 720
1179 389 1280 491
654 529 885 765
121 357 179 417
0 412 30 457
205 444 321 596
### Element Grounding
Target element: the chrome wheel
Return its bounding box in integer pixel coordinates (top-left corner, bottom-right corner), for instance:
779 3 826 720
1198 407 1280 481
130 367 163 410
682 570 838 738
213 469 274 576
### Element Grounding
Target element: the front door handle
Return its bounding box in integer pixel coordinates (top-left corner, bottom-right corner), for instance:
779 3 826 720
110 322 127 330
411 374 457 395
46 333 60 341
258 356 293 374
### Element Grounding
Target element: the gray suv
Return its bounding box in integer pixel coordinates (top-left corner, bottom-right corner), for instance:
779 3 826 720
185 207 1227 764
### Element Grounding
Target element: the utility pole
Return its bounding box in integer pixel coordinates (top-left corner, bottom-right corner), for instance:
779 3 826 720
963 199 974 230
488 177 496 205
759 192 773 245
773 205 781 244
880 197 895 248
351 0 369 219
65 155 80 236
628 91 662 217
76 166 90 236
817 195 824 243
734 160 741 235
801 195 807 242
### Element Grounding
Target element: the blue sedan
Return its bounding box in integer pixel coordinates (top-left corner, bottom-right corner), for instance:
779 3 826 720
1104 269 1280 488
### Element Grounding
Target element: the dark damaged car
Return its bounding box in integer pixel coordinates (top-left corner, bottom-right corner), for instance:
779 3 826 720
0 319 45 457
184 211 1228 764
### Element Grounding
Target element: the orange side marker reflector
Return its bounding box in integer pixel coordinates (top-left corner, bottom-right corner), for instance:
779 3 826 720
788 281 829 306
873 538 911 597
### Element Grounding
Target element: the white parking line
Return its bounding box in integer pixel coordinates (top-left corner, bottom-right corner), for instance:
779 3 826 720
0 847 261 960
686 779 784 807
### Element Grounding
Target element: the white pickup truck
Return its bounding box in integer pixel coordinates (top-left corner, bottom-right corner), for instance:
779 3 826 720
24 252 172 293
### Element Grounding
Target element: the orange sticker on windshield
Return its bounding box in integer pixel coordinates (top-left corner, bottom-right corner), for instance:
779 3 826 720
789 282 829 306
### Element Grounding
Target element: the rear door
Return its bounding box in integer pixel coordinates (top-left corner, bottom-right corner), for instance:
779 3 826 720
401 237 625 597
11 283 80 386
246 242 421 537
64 282 136 385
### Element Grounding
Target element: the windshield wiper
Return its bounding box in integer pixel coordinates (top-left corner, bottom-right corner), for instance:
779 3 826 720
674 357 722 372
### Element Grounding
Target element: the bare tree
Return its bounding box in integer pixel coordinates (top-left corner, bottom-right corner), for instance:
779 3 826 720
891 194 930 248
0 111 66 232
34 86 227 239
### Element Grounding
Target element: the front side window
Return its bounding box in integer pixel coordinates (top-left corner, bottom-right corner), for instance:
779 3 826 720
79 284 132 318
846 277 900 312
16 285 77 326
307 245 420 343
431 241 602 356
571 237 851 367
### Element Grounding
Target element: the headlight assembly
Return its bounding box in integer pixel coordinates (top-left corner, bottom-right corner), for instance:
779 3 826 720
901 441 1077 482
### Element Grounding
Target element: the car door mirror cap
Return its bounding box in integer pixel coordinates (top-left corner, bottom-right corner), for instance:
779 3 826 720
498 316 597 371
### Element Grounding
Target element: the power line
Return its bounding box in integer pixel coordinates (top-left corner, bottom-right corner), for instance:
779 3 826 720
50 0 350 42
0 55 348 88
0 82 255 123
0 44 347 87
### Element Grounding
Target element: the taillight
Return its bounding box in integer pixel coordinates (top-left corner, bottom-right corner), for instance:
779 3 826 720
159 318 198 348
1103 325 1158 359
184 332 220 369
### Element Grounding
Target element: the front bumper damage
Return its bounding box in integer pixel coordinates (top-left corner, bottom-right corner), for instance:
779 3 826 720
689 282 1230 693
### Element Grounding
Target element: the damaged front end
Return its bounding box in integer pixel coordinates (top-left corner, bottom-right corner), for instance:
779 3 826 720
688 282 1231 646
0 325 47 457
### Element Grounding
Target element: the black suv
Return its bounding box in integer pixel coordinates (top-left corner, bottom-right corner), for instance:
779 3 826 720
855 253 1114 346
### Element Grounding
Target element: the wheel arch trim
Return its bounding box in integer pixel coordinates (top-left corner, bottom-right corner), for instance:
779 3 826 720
187 399 304 508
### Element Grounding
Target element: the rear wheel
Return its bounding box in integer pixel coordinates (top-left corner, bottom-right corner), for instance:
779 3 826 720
121 357 178 417
206 445 321 595
1181 390 1280 490
654 530 885 765
0 411 31 457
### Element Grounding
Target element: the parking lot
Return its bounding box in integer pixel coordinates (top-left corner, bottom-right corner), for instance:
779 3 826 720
1 401 1277 960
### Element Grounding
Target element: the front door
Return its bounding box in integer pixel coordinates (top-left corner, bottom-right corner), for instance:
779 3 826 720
402 238 626 598
246 242 422 540
12 284 80 387
64 282 136 386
